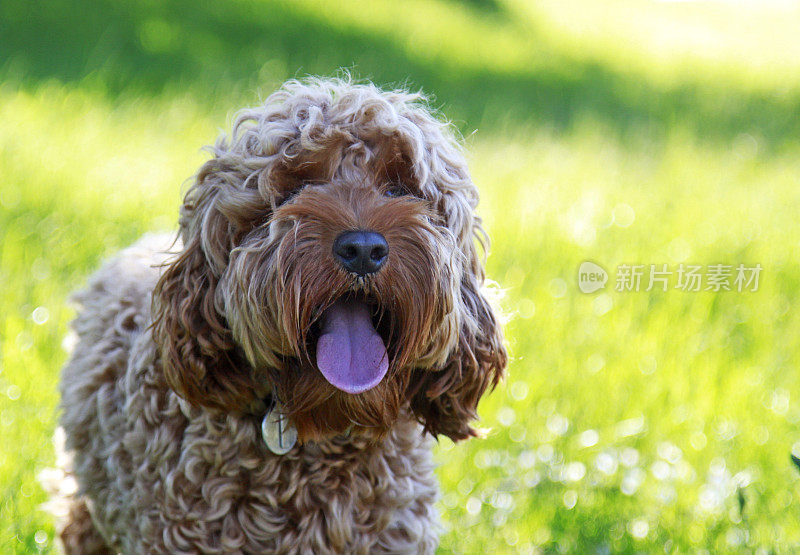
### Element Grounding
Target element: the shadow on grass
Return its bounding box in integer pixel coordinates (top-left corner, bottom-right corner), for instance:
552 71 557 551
1 0 798 149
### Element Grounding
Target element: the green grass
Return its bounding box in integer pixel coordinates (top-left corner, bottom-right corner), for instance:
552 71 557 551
2 0 800 552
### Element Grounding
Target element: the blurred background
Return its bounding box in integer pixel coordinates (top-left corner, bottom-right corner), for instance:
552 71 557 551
2 0 800 552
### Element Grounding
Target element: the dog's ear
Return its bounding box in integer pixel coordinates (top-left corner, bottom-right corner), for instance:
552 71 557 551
151 158 265 413
411 215 507 442
385 114 507 441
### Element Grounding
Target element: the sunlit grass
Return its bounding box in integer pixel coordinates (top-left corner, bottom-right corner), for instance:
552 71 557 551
2 0 800 552
521 0 800 90
436 126 800 552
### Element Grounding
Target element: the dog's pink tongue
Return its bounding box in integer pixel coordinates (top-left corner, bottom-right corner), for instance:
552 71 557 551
316 299 389 394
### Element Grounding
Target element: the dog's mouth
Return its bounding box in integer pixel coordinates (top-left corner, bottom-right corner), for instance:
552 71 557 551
310 296 392 394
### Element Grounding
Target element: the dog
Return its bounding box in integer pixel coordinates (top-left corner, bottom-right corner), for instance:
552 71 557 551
55 77 506 553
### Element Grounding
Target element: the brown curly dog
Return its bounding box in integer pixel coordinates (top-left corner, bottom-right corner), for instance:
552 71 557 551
54 77 506 553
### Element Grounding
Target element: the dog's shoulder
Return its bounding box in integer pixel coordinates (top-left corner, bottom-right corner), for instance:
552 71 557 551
61 232 177 411
69 233 176 323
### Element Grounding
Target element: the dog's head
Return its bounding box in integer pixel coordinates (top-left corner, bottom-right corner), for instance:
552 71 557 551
152 78 506 442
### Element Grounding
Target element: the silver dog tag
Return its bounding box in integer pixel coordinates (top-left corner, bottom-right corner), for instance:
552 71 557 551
261 405 297 455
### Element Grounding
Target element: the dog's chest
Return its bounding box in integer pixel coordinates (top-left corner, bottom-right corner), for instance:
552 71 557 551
118 390 439 554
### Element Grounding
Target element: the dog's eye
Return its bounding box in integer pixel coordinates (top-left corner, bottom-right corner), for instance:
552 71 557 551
384 185 408 198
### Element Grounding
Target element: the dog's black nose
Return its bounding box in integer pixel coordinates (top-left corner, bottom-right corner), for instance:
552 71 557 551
333 231 389 276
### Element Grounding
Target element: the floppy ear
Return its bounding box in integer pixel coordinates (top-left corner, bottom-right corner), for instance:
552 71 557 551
411 215 507 441
151 157 267 413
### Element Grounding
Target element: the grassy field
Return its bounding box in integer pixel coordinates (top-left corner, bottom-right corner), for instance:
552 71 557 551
2 0 800 552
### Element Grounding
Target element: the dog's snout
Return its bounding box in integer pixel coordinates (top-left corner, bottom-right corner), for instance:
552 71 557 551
333 231 388 276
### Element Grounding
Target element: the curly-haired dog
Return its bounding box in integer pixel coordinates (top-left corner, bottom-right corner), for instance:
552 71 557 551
56 78 507 553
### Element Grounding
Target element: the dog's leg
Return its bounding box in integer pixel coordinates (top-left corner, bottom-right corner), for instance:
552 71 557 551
59 498 114 555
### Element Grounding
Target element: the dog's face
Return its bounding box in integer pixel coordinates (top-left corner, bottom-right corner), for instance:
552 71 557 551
153 79 506 442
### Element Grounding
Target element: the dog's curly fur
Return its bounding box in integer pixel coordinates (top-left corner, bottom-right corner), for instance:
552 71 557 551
56 77 506 553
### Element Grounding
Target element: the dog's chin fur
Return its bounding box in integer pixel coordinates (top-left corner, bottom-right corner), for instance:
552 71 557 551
270 363 400 443
55 77 507 553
